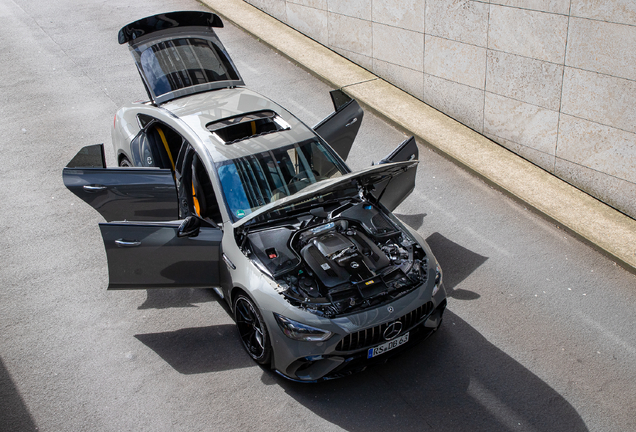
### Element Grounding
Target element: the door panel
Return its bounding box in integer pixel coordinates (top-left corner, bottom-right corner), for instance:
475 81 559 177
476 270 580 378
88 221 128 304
313 90 363 162
63 167 178 222
100 222 222 290
373 136 419 211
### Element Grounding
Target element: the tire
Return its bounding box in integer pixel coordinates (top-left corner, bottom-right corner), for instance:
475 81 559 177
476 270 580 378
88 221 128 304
234 294 272 365
119 156 132 167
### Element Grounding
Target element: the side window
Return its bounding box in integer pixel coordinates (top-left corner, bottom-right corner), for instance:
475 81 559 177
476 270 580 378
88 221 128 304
137 114 154 129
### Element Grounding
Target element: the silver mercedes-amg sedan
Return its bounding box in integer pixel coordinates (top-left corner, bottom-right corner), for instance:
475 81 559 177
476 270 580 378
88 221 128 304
63 11 446 382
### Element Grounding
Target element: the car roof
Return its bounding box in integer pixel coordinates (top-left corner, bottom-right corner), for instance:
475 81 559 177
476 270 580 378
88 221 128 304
161 87 318 163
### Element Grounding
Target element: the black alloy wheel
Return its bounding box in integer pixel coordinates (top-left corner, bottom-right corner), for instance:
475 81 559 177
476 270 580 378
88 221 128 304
234 294 271 365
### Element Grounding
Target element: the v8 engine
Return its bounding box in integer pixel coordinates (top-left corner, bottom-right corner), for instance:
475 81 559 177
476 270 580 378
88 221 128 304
244 200 429 317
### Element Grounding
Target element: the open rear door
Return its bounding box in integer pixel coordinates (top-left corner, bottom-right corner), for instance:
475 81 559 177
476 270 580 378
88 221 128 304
63 145 178 222
372 136 419 211
313 90 363 162
100 221 222 290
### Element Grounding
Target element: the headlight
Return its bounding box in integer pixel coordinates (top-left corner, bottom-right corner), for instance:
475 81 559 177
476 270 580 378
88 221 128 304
273 313 333 342
432 265 442 296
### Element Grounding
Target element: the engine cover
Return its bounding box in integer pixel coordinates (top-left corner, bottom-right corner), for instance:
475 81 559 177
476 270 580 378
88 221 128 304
300 230 390 289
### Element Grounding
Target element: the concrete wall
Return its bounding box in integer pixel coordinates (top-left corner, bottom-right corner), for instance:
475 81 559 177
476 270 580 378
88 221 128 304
244 0 636 219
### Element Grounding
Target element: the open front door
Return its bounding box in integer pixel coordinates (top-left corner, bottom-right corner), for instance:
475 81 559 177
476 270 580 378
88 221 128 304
313 90 363 161
100 220 222 290
372 136 419 211
63 145 178 222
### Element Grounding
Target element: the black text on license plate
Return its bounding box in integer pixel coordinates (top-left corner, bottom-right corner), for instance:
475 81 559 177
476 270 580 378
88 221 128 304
367 332 409 358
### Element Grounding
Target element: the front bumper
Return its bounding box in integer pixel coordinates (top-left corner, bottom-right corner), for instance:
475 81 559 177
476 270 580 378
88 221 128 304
274 297 447 382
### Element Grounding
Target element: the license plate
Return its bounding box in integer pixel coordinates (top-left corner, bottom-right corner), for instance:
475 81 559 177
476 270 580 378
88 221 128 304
367 332 410 358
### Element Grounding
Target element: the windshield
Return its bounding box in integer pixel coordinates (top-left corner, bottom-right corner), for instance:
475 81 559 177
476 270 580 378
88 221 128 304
139 37 240 98
216 140 346 221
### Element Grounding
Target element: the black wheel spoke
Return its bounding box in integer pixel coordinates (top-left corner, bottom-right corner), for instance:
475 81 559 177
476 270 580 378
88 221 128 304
253 328 264 350
234 296 270 364
236 303 252 323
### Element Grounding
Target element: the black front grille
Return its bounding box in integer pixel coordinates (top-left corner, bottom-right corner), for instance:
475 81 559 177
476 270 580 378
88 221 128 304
335 302 434 352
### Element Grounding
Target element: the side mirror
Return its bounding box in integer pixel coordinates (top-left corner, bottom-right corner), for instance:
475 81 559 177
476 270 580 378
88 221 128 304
177 216 201 238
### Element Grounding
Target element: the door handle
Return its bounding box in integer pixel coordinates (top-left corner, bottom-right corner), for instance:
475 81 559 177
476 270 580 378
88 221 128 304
83 185 106 192
115 239 141 247
345 117 358 127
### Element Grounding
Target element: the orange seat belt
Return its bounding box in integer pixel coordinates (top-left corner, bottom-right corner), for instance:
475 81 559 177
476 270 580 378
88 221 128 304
155 127 175 170
192 183 201 216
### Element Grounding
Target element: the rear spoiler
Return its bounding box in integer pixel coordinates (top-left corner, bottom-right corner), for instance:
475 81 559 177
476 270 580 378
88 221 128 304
118 11 223 45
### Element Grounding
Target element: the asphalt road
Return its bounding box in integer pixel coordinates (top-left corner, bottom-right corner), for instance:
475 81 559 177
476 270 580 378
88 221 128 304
1 0 635 431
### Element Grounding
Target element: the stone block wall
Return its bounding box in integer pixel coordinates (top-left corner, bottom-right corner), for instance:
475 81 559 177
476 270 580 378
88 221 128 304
244 0 636 219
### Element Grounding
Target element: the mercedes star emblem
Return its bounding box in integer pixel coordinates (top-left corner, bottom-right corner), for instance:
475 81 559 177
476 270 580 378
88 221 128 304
383 321 403 340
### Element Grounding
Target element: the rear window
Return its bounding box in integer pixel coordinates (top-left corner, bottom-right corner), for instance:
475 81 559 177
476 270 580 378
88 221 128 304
139 37 240 97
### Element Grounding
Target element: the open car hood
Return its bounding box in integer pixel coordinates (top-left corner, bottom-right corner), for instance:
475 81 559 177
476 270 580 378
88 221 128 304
234 160 418 229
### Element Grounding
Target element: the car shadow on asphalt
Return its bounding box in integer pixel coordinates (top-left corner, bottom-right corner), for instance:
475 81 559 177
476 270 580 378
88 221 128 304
426 232 486 301
134 324 253 374
266 309 588 432
0 357 38 432
138 287 219 310
130 233 586 431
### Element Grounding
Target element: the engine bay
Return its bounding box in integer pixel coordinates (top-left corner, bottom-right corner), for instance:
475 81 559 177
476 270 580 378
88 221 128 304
242 199 429 317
